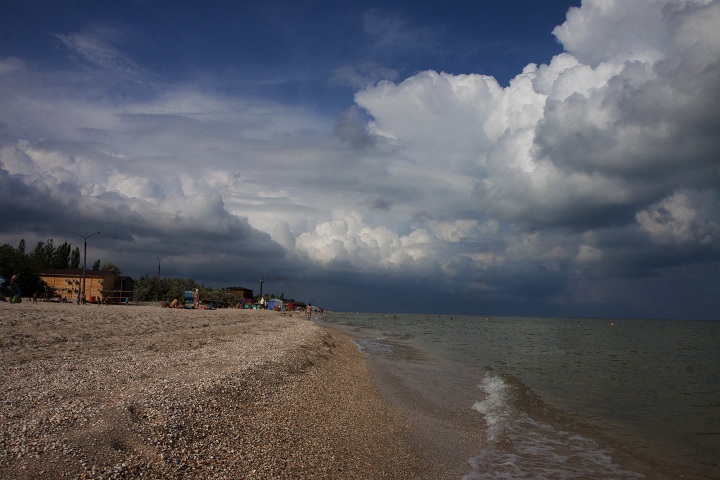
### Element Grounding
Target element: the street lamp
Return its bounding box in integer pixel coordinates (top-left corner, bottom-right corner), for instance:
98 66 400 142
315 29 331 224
73 231 100 303
156 257 161 301
260 277 264 299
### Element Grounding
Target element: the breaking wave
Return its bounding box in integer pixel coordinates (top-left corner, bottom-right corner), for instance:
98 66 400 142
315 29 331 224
464 372 645 480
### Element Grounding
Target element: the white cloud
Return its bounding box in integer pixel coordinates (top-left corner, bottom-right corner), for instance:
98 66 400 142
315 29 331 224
636 192 720 246
356 70 505 169
107 173 163 199
552 0 669 66
0 141 36 175
54 25 142 78
295 214 411 268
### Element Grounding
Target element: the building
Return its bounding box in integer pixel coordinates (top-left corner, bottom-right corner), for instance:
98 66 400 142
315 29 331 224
40 269 135 303
225 286 254 300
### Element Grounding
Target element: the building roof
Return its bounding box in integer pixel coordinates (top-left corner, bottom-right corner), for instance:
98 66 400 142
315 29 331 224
40 268 122 278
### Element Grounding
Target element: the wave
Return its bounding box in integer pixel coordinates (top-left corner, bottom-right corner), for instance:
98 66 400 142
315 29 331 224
351 338 426 362
465 371 645 480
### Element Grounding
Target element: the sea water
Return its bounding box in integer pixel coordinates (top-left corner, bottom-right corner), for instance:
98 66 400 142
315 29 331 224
315 314 720 479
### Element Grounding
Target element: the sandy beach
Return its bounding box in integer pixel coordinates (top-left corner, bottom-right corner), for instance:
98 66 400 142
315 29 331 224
0 302 435 479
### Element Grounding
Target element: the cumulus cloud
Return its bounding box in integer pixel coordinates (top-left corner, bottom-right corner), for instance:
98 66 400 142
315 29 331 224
636 191 720 246
1 0 719 318
341 0 719 314
295 214 413 269
552 0 670 66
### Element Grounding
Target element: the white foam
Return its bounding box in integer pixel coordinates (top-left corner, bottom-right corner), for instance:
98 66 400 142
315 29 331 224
471 374 511 443
465 373 645 480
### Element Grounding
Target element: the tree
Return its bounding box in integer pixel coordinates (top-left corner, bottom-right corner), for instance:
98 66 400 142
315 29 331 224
134 275 199 302
134 275 155 301
101 262 122 274
92 259 101 270
0 243 19 280
31 239 54 268
27 239 74 269
70 247 81 269
52 241 72 269
0 241 48 299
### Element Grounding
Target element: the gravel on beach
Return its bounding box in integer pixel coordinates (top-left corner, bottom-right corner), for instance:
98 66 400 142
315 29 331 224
0 302 433 479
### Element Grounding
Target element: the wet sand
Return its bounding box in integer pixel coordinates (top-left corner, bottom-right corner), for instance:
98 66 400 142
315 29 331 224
0 302 435 479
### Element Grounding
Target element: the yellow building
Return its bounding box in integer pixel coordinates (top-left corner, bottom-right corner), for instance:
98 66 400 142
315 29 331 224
40 269 135 303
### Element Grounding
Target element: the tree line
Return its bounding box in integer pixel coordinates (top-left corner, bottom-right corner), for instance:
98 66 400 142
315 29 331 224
0 238 119 299
134 276 230 306
134 276 290 307
1 238 288 306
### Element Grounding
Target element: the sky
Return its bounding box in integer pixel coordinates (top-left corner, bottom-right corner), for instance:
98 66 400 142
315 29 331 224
1 0 719 319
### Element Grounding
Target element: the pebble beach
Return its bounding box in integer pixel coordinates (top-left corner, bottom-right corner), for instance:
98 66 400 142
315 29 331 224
0 302 434 479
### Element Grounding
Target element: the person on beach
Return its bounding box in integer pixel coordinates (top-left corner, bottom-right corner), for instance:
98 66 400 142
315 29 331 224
10 272 21 302
193 288 200 307
305 303 312 319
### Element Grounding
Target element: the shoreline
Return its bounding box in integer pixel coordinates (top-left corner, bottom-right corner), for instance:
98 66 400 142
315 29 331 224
0 302 433 479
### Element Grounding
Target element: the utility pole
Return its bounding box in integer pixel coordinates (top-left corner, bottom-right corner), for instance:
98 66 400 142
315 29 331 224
73 231 100 303
156 257 161 302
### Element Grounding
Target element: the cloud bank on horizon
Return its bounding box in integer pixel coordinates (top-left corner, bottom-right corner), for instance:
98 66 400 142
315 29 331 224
1 0 719 319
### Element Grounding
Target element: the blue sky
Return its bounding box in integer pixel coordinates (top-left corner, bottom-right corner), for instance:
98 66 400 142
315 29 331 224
2 0 719 319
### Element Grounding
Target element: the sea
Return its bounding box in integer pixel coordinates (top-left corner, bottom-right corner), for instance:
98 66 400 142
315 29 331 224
315 313 720 480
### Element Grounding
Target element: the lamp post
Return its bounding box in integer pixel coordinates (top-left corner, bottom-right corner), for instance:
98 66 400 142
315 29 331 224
260 277 264 299
156 257 161 301
73 231 100 303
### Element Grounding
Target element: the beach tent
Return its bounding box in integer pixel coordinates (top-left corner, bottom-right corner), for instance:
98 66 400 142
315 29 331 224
183 289 195 308
267 298 285 311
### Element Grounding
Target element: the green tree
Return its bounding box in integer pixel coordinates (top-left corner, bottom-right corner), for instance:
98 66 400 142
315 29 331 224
134 275 199 302
27 238 74 269
134 275 154 301
0 241 48 300
70 247 81 269
0 243 18 281
92 259 101 270
162 277 196 302
31 239 54 267
52 241 72 269
101 262 122 274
